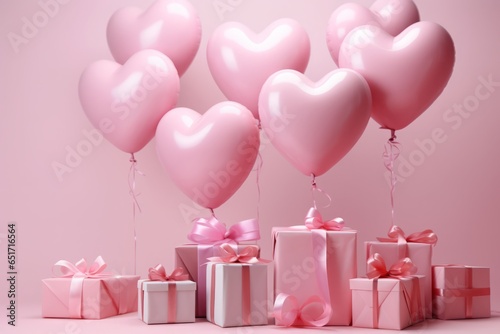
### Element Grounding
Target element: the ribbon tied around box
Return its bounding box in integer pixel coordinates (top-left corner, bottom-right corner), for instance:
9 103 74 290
305 207 344 231
52 256 113 318
377 225 438 260
366 253 423 329
188 216 260 245
273 293 332 327
207 243 266 264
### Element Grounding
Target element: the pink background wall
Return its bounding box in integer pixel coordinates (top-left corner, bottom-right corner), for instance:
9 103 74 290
1 0 500 326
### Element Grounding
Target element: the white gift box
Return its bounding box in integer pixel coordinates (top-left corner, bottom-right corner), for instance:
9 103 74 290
206 262 269 327
137 279 196 324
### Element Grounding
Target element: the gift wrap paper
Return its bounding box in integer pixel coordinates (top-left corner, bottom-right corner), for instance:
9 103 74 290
273 227 357 326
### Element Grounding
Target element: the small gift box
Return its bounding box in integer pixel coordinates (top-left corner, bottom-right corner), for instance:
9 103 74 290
273 208 357 326
175 216 260 317
42 256 139 319
138 265 196 324
351 254 425 330
365 225 437 318
432 265 490 319
206 244 270 327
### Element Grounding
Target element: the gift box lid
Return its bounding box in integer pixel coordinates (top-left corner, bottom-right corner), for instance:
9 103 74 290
432 265 489 289
350 276 424 292
138 279 196 292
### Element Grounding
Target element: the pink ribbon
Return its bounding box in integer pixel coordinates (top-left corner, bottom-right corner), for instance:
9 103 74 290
305 207 344 231
148 265 189 282
144 265 189 323
273 293 332 327
377 225 438 245
208 243 265 264
366 253 423 328
52 256 111 318
187 217 260 245
434 265 490 318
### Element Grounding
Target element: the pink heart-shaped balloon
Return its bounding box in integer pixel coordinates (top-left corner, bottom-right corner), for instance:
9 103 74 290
79 49 180 154
258 69 372 177
106 0 201 76
156 102 260 209
327 0 419 64
339 21 455 131
207 18 310 120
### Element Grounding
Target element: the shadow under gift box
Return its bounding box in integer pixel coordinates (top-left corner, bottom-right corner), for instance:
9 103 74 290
432 265 490 319
366 241 433 318
350 276 425 330
42 276 140 319
272 227 357 326
175 244 260 317
138 279 196 324
206 262 269 327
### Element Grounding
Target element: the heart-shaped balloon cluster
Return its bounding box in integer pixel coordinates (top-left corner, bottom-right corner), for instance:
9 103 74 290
78 0 455 210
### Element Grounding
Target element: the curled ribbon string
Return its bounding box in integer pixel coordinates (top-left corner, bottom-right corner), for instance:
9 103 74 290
273 293 332 327
305 207 344 231
377 225 438 246
208 243 266 264
129 153 145 275
310 174 332 209
187 216 260 245
382 128 401 227
148 265 189 282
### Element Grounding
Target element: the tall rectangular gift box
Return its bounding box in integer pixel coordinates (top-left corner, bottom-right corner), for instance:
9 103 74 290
137 279 196 324
432 265 490 319
42 257 139 319
175 217 261 317
206 245 270 327
350 276 425 330
272 214 357 326
365 227 436 318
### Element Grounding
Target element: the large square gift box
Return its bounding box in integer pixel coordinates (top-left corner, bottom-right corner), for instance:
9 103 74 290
206 244 270 327
175 217 261 317
432 265 490 319
42 257 139 319
350 276 425 330
138 265 196 324
365 226 437 318
272 208 357 326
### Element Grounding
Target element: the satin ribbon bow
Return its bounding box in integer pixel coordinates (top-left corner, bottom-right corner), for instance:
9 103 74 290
148 265 189 281
273 293 332 327
52 256 111 318
367 253 417 279
208 243 262 264
304 207 344 231
377 225 438 245
53 256 109 278
187 217 260 244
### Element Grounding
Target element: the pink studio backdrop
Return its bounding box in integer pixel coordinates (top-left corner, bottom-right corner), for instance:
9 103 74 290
1 0 500 331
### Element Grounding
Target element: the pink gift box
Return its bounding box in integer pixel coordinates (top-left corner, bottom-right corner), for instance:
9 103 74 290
366 241 433 318
350 276 425 330
175 244 259 317
206 262 269 327
42 275 139 319
273 226 357 326
137 279 196 324
432 265 490 319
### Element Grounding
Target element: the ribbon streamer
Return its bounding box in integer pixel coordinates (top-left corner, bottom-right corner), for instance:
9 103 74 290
129 153 145 275
187 216 260 245
273 293 332 327
382 129 401 227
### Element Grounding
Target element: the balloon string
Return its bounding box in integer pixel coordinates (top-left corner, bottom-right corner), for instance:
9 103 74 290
255 151 263 223
209 208 216 218
128 153 144 275
382 129 401 227
311 174 332 210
